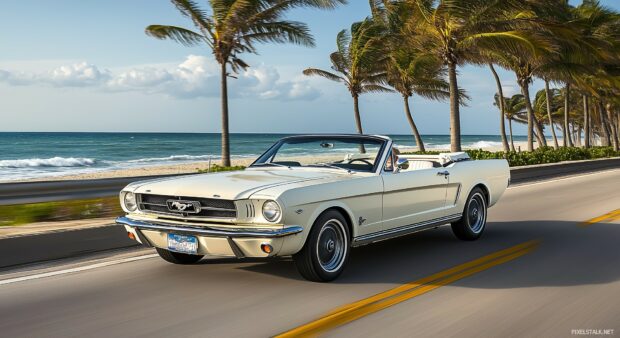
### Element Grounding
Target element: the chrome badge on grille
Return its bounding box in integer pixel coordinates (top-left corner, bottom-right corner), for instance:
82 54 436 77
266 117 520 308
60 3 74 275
166 200 201 214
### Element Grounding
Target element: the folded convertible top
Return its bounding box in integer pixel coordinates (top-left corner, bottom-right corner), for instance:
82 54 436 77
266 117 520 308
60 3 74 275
439 152 471 165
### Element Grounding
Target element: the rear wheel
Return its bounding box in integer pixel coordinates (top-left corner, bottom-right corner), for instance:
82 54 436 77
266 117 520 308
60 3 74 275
156 248 204 264
293 210 350 282
451 187 487 241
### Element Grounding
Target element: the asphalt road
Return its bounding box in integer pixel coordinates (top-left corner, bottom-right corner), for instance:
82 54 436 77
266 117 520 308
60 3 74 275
1 169 619 337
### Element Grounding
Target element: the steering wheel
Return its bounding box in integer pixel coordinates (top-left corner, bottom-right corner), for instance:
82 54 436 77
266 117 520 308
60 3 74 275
347 159 373 165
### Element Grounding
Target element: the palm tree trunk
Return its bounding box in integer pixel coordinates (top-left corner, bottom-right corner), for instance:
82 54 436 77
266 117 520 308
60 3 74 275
571 124 580 146
353 94 364 134
220 62 231 167
598 101 611 146
616 110 620 148
403 95 425 152
519 81 536 151
583 94 590 148
534 119 546 148
448 62 461 152
489 64 510 152
611 105 620 151
353 94 366 153
564 83 573 147
508 118 515 151
617 110 620 151
544 80 559 149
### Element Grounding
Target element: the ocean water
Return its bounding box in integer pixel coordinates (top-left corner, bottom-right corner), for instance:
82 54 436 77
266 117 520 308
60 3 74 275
0 133 526 181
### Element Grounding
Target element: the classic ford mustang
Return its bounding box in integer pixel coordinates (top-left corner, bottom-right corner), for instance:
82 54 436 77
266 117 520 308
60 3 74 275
117 135 510 282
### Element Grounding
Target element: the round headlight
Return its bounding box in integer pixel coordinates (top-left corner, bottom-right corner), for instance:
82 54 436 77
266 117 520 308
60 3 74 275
262 200 281 222
123 192 138 212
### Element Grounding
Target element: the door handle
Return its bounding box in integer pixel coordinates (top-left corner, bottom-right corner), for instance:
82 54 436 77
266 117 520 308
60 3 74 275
437 171 450 177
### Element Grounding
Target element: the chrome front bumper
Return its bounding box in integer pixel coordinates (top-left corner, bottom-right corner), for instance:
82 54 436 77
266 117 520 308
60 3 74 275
115 216 303 238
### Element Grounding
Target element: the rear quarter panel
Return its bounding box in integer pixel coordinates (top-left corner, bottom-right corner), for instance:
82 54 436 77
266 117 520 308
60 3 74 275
446 159 510 213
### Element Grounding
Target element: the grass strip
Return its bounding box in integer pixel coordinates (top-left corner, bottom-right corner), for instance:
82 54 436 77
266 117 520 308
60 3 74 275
0 197 122 227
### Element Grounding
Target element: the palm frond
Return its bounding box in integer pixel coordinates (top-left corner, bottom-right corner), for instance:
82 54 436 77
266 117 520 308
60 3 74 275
171 0 214 34
302 68 345 82
145 25 206 47
242 21 315 47
360 84 393 93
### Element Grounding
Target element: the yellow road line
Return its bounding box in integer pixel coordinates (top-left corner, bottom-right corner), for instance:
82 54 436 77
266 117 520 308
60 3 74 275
276 240 540 338
579 209 620 227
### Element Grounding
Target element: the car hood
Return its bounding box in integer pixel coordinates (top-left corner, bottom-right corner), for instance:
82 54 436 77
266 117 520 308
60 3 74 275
128 168 353 200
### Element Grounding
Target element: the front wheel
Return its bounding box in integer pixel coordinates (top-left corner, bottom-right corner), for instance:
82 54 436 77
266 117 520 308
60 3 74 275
293 210 351 282
156 248 204 264
451 187 487 241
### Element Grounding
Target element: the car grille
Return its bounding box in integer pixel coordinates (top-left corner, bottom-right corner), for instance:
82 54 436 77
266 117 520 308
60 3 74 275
137 194 237 218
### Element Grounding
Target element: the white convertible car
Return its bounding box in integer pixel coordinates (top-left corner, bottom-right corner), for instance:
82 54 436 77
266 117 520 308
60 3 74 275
117 135 510 282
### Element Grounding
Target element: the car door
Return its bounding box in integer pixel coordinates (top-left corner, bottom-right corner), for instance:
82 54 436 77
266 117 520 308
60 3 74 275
440 163 470 216
381 163 450 230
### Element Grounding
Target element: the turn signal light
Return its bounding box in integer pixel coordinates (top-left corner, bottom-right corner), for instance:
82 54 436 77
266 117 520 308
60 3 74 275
127 232 136 240
261 243 273 254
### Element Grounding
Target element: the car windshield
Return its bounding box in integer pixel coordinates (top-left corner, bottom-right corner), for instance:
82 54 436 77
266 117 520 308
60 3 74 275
251 136 386 173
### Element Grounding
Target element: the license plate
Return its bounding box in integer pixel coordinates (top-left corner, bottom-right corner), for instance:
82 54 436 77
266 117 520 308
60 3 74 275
167 233 198 254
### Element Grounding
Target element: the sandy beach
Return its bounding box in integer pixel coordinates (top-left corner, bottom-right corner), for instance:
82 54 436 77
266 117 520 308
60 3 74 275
7 140 541 183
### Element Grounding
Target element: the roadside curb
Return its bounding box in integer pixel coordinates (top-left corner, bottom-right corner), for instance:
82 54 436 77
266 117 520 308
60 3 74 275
510 157 620 183
0 224 138 269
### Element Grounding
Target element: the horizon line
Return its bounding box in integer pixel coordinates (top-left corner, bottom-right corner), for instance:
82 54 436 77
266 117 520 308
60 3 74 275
0 131 529 137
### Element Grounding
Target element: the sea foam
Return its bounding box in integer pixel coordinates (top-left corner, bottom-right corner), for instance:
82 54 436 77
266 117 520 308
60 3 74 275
127 155 215 163
467 141 503 149
0 157 96 168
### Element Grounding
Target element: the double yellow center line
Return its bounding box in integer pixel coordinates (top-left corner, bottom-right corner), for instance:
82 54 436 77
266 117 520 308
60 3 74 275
276 240 540 338
580 209 620 227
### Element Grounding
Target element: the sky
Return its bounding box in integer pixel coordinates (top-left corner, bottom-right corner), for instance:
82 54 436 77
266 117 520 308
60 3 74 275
1 0 619 136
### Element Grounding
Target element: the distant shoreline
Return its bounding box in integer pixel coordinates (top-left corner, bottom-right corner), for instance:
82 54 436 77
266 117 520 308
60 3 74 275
1 133 534 182
0 131 531 136
4 140 542 183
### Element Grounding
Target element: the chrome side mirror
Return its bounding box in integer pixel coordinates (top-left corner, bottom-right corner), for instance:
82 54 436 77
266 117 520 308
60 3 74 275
396 158 409 172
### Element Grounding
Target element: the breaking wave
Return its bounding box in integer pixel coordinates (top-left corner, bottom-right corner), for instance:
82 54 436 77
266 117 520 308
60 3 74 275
127 155 215 163
467 141 503 149
0 157 96 168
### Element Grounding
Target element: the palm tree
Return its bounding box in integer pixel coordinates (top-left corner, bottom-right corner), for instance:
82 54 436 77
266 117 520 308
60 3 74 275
303 19 391 135
145 0 346 166
406 0 541 152
386 49 451 152
489 64 511 152
535 86 563 148
557 85 585 145
495 94 526 151
543 79 560 148
538 0 620 148
369 0 451 152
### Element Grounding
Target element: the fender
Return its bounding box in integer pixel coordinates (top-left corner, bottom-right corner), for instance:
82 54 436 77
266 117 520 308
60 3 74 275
305 200 358 238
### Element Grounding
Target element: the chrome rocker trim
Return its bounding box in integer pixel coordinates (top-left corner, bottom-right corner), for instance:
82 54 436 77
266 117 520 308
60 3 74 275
352 213 463 247
116 216 303 238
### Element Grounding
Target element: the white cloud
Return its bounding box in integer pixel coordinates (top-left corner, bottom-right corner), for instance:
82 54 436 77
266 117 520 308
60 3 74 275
0 55 319 101
48 62 111 87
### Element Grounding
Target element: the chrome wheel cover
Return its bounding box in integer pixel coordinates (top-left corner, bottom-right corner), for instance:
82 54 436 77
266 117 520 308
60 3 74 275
316 219 347 273
467 193 486 234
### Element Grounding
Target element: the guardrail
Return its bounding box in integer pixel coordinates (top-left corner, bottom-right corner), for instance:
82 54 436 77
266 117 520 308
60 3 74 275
1 158 618 206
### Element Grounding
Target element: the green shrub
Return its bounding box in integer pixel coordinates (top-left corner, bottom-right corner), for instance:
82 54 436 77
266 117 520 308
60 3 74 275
197 164 245 173
404 146 620 167
0 197 122 227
